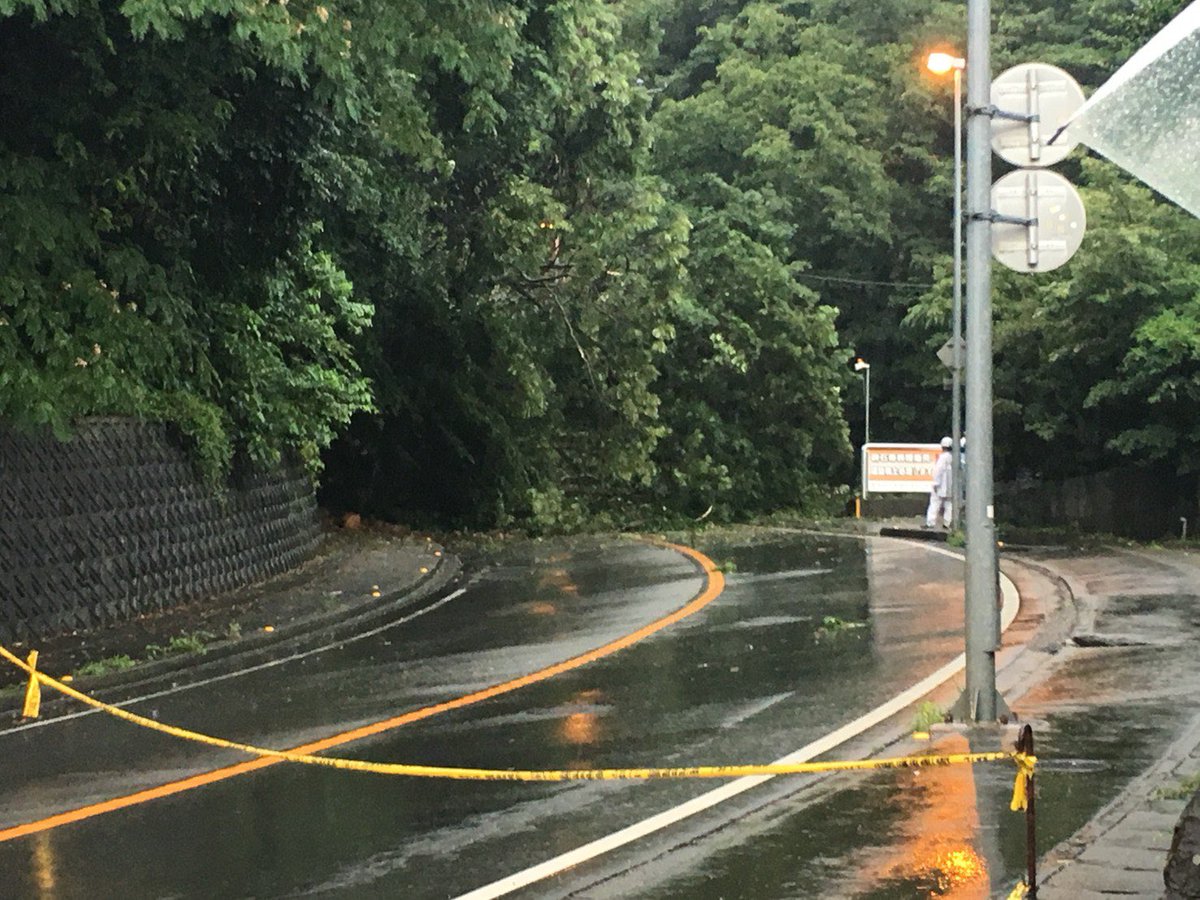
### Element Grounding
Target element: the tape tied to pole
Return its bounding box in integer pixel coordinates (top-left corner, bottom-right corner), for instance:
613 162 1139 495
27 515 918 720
21 650 40 719
1009 751 1037 811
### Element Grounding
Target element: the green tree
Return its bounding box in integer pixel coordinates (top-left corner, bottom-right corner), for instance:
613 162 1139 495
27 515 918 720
995 161 1200 478
318 0 688 529
0 0 371 478
648 5 907 514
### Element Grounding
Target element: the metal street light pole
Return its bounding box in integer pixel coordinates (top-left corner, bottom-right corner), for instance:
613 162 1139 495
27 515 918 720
951 64 965 529
864 364 870 447
854 358 871 446
964 0 1000 722
927 52 968 530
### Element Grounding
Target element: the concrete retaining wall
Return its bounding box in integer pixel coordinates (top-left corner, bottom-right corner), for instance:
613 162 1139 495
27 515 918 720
0 419 320 641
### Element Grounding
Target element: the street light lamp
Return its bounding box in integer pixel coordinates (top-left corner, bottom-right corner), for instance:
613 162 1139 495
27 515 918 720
854 358 871 447
926 51 966 76
926 51 967 528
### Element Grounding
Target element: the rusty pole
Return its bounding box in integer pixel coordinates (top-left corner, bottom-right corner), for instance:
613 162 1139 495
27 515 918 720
1020 723 1038 897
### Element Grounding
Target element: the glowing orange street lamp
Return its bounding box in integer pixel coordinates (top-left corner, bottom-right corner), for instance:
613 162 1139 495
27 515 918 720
926 50 966 527
926 52 966 75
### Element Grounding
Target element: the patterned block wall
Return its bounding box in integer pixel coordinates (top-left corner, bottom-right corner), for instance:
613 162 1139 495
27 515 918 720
0 418 320 641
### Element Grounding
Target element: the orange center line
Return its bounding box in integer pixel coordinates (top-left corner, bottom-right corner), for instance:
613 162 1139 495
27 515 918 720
0 540 724 843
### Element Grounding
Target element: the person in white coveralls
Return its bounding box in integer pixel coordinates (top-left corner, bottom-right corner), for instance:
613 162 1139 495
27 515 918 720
926 436 953 529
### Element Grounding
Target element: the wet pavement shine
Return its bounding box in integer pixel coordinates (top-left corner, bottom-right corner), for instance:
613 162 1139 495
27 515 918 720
0 531 1198 898
0 531 968 898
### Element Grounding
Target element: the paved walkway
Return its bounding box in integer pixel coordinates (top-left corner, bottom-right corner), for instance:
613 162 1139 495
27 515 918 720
1001 546 1200 899
1037 712 1200 898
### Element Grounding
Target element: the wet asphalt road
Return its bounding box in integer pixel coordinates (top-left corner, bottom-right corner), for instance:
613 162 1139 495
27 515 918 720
0 532 994 898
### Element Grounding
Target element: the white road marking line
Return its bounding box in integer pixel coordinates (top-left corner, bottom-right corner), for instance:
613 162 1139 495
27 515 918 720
2 589 468 734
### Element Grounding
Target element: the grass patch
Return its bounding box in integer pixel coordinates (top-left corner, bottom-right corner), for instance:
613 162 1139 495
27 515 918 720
1155 771 1200 801
76 655 138 678
912 700 945 732
814 615 868 642
145 631 215 660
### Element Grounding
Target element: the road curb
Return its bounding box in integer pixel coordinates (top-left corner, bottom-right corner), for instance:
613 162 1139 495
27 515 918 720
0 551 465 727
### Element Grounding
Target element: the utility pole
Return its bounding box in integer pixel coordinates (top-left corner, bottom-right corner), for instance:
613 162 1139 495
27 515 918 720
963 0 1000 722
951 63 965 529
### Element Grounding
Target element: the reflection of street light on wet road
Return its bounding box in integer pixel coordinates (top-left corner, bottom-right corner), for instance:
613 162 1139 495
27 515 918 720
926 51 966 526
854 358 871 446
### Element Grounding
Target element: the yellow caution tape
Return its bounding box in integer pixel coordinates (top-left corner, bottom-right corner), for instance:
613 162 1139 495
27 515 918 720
21 650 40 719
1009 750 1037 811
0 644 1035 788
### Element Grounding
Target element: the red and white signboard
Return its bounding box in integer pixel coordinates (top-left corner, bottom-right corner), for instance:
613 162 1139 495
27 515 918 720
862 443 941 496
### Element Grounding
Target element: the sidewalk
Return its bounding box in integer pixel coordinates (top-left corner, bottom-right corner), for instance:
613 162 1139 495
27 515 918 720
0 523 462 721
999 546 1200 899
1036 712 1200 898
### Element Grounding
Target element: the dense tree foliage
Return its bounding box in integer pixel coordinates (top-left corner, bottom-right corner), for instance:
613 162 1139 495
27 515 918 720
0 0 371 476
986 162 1200 479
648 5 894 514
318 1 691 527
3 0 1195 527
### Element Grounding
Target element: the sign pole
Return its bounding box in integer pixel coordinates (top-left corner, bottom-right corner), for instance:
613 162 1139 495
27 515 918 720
952 65 965 529
862 445 869 499
963 0 1000 722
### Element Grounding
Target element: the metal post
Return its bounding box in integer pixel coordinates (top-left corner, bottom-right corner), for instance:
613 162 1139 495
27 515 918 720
964 0 999 721
864 364 871 447
952 66 965 529
859 361 872 499
1020 724 1038 897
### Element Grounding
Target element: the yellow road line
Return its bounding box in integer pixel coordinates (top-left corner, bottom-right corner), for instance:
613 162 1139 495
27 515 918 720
0 539 723 842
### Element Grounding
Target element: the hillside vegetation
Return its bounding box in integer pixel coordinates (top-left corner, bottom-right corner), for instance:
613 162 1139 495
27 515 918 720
2 0 1195 529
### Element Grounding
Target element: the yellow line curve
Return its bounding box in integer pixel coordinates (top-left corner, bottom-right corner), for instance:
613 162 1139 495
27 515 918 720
0 539 723 842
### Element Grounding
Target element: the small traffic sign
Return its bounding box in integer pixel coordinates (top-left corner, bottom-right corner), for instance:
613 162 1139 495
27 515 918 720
991 169 1087 272
991 63 1085 168
937 337 966 370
